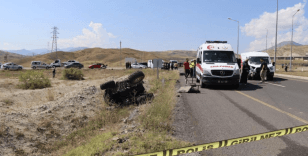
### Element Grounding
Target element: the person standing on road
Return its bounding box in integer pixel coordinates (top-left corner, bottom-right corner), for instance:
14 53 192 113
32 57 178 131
285 63 288 72
183 58 190 78
240 59 250 84
52 67 56 78
260 58 268 83
190 60 195 77
171 63 174 70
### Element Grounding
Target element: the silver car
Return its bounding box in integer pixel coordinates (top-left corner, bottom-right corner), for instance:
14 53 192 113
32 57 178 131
131 63 147 69
31 61 52 69
1 62 23 70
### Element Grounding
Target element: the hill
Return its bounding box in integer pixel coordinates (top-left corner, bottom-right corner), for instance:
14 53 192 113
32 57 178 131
265 45 308 57
265 41 302 51
11 48 196 67
0 50 25 63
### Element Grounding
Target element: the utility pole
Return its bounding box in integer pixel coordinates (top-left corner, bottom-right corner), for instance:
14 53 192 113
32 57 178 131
47 42 49 54
228 18 240 58
51 27 59 59
290 9 300 71
266 29 268 52
274 0 278 72
120 41 122 66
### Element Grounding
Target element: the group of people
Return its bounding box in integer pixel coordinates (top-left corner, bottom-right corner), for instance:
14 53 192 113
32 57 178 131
182 57 269 84
125 62 132 69
241 58 268 84
183 58 196 78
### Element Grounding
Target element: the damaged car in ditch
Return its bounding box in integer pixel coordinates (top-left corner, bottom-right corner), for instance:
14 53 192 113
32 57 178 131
100 71 154 106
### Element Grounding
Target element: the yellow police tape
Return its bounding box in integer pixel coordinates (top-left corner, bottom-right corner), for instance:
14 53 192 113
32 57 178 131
135 124 308 156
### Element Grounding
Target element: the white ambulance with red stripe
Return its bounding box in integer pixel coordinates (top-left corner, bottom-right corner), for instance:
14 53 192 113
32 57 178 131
196 41 240 88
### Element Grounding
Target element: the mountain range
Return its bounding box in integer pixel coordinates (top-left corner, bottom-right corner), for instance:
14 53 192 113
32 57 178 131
264 41 302 51
4 47 88 56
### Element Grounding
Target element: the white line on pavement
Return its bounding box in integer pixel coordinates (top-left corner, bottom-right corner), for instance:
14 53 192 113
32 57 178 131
265 82 286 87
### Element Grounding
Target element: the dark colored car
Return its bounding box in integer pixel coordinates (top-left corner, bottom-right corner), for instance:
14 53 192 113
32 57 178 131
64 62 84 69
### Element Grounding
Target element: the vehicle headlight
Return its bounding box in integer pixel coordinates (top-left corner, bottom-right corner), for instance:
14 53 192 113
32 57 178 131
233 69 240 75
203 70 211 76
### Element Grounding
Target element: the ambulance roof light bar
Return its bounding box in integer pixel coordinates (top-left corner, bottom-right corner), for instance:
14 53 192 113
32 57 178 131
205 41 227 43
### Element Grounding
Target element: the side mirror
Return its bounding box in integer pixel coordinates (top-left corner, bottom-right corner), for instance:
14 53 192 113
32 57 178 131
237 58 241 67
197 58 201 63
273 62 275 66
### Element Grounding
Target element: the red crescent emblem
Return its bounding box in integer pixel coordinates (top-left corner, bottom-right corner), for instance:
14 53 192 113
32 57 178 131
207 45 212 50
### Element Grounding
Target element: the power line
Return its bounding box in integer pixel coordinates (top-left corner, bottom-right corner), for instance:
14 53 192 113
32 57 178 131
51 26 59 59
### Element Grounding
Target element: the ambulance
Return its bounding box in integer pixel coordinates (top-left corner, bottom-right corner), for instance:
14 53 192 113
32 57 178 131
196 41 240 88
240 52 275 80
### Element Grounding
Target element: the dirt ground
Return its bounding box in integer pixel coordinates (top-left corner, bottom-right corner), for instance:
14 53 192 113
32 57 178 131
0 69 152 155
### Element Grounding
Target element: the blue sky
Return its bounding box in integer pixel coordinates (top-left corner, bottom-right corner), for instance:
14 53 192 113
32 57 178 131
0 0 307 53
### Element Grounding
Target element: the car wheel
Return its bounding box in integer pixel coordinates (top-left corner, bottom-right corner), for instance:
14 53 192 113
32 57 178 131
199 78 205 88
33 67 36 70
267 75 273 81
91 66 94 69
100 81 116 90
46 67 49 70
196 76 200 83
18 67 22 70
233 83 240 89
128 71 145 85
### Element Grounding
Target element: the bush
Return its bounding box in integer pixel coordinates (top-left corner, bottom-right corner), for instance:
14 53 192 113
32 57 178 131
62 68 84 80
18 70 51 89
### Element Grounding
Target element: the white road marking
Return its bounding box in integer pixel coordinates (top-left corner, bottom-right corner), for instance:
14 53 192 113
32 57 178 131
265 82 286 87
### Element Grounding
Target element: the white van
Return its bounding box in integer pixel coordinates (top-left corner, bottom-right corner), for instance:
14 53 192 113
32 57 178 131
195 41 240 88
240 52 275 80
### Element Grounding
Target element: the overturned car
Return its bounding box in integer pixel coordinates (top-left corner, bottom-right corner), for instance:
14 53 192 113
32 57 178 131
100 71 154 106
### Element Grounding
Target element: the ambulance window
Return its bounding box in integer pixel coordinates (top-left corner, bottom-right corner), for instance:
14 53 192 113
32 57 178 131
203 51 236 63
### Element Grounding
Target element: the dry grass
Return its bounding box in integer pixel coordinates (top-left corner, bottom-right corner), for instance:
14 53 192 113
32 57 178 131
47 89 55 101
1 98 14 106
54 69 191 156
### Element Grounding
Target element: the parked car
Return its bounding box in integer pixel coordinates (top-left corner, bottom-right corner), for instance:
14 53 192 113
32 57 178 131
50 59 61 67
31 61 52 69
131 63 147 69
1 62 23 70
0 63 2 69
88 63 107 69
63 60 79 66
64 62 84 69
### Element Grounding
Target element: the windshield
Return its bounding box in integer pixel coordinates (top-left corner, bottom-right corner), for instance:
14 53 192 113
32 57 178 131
249 57 270 64
203 51 236 63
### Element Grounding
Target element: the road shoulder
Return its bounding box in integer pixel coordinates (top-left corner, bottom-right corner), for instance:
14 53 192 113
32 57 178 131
172 74 201 156
275 73 308 81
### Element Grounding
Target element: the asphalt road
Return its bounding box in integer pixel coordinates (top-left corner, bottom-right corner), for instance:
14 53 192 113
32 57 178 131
177 69 308 156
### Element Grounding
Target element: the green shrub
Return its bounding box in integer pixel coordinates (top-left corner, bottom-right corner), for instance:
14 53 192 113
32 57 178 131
62 68 84 80
18 70 51 89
